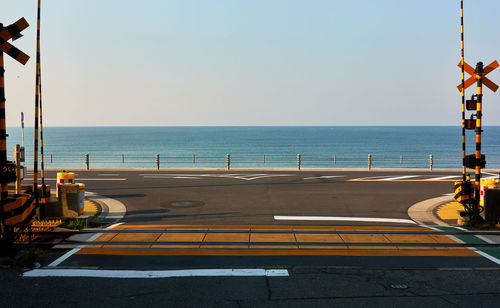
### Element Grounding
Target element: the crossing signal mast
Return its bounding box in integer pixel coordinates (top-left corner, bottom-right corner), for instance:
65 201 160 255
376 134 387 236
454 1 499 224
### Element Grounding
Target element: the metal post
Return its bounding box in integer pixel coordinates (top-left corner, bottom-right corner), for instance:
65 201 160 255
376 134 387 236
122 154 124 164
0 29 7 202
226 154 230 170
297 154 301 170
156 154 160 170
460 0 467 181
334 154 336 164
474 62 484 219
50 154 52 163
85 154 89 170
14 145 21 194
262 155 265 164
33 0 42 213
429 154 433 170
192 154 195 164
368 154 372 171
400 155 403 165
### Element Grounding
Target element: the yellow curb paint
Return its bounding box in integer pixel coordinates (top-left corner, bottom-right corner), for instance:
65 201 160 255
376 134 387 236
83 199 98 216
437 202 464 220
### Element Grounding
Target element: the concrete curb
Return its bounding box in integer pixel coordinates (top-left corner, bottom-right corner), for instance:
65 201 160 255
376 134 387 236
86 192 126 224
407 196 454 226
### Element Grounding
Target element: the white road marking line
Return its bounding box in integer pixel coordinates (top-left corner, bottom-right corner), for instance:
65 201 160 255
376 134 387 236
442 193 454 196
303 175 345 180
378 175 421 181
473 250 500 266
438 227 500 266
274 216 416 224
143 176 201 179
425 175 461 181
23 269 289 278
348 176 394 181
47 223 123 267
140 174 292 181
482 172 499 177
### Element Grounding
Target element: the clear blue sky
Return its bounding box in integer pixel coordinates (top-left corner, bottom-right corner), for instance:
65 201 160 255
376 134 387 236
2 0 500 126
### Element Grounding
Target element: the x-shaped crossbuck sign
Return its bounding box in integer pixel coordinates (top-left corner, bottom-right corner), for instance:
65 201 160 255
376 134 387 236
457 60 499 92
0 17 30 65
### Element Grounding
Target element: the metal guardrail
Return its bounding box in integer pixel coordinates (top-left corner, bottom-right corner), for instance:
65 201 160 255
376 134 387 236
11 153 500 170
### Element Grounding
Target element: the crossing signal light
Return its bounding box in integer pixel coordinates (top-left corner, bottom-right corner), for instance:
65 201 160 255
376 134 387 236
466 98 477 111
464 115 476 130
465 154 486 169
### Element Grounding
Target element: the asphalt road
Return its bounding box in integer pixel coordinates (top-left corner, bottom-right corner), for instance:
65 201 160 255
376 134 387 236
8 169 499 307
35 169 459 225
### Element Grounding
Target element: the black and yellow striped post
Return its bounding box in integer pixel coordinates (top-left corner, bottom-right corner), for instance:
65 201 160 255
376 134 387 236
0 32 6 244
0 24 7 202
473 62 484 219
0 19 30 247
460 0 466 181
33 0 42 214
0 19 30 201
37 0 46 199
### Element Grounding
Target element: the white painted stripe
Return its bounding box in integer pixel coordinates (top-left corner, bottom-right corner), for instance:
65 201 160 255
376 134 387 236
473 250 500 266
475 235 499 244
303 175 344 180
143 176 200 179
440 227 500 266
378 175 421 181
274 216 416 224
442 193 454 196
23 269 289 278
47 223 123 267
349 176 392 181
425 175 461 181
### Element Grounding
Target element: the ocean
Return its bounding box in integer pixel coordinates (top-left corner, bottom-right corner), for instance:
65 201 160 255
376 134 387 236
5 126 500 169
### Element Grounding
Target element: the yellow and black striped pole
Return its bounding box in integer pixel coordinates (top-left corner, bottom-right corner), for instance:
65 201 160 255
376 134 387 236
473 61 483 219
0 23 7 202
39 53 46 196
460 0 466 181
33 0 41 209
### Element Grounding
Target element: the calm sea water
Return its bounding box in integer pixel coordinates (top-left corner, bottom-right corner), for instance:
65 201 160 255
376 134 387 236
5 126 500 169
